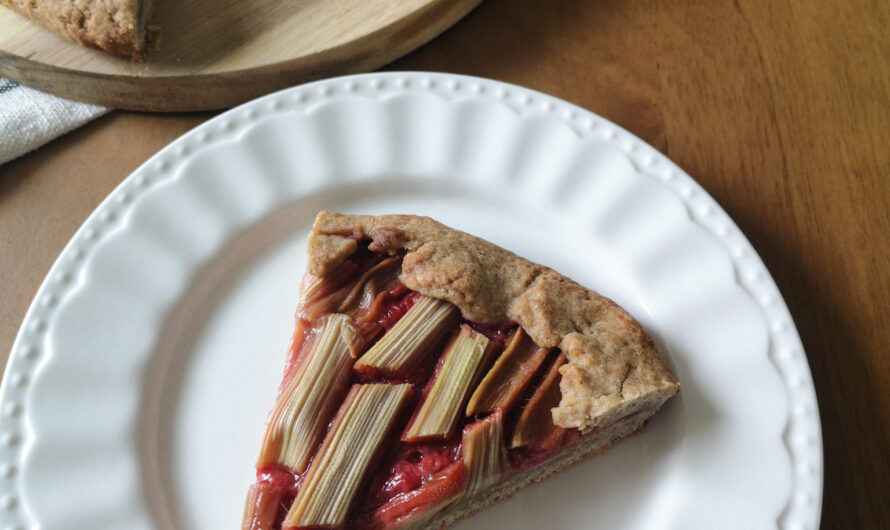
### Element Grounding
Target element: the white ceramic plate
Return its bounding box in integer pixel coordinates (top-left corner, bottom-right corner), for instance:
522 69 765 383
0 72 822 530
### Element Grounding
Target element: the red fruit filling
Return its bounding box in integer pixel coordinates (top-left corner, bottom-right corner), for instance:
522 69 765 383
365 461 467 529
256 466 303 497
367 442 461 510
377 290 421 330
467 320 518 344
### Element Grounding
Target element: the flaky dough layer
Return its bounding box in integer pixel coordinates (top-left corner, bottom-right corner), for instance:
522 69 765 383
307 212 679 432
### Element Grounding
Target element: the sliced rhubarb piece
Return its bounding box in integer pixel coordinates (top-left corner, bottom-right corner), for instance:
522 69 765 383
367 461 467 529
297 262 359 320
256 314 360 473
336 256 402 314
284 383 413 528
355 295 459 377
466 328 551 416
300 256 402 321
462 410 509 497
242 482 285 530
353 285 415 344
403 326 499 442
511 353 568 449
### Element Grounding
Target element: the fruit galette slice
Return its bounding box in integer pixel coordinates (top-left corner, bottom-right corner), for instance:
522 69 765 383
243 212 680 529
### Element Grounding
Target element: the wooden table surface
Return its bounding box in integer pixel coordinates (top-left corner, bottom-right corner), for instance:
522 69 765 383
1 0 888 527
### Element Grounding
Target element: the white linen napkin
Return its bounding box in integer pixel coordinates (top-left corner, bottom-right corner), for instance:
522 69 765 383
0 78 109 165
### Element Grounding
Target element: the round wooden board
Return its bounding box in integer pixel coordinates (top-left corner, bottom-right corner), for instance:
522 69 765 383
0 0 482 111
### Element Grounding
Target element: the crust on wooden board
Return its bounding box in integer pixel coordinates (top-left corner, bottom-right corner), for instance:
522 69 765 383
1 0 154 58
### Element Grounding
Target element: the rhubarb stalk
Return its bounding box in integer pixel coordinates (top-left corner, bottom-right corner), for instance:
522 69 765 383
355 295 459 377
466 328 551 416
256 313 360 473
297 262 358 320
462 410 509 497
511 353 568 449
336 256 402 314
367 461 467 529
299 257 402 323
403 326 498 442
241 482 284 530
284 383 413 528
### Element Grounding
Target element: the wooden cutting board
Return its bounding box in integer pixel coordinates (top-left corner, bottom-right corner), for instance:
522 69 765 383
0 0 481 111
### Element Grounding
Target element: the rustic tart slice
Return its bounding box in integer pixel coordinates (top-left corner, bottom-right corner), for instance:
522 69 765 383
1 0 155 58
242 212 680 529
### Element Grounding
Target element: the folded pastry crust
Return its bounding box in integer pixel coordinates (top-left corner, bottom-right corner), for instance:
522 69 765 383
308 211 680 434
2 0 154 58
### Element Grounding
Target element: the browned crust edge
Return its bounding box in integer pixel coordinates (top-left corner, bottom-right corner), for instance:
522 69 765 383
307 212 680 433
1 0 156 59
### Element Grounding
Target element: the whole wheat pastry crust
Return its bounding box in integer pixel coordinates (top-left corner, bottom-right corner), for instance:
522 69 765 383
1 0 155 58
308 211 680 433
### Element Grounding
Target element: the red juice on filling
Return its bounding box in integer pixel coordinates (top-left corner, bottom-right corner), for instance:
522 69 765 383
367 442 461 510
255 466 302 528
467 320 517 343
256 466 303 497
377 290 420 330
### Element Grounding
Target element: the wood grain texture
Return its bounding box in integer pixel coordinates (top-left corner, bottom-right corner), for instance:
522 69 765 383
1 0 889 527
0 0 482 111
